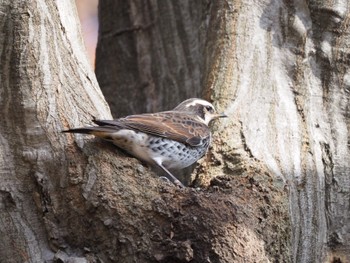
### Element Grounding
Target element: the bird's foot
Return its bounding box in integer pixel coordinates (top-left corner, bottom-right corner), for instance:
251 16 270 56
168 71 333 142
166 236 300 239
159 176 184 188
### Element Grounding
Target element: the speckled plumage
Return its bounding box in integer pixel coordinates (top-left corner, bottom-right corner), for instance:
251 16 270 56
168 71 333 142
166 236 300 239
63 98 227 187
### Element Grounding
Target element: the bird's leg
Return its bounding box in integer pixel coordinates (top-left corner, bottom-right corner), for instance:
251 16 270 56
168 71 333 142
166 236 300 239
154 161 184 188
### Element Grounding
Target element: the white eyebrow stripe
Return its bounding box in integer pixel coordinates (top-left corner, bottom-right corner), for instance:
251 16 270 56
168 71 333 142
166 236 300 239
185 99 214 108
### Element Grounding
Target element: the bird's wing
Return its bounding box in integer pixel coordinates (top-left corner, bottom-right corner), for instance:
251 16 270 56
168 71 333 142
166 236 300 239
93 112 211 147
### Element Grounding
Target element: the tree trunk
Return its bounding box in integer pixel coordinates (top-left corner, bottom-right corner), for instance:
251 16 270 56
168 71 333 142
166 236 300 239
97 0 350 262
201 0 350 262
0 0 111 261
1 0 349 263
96 0 206 117
96 0 291 262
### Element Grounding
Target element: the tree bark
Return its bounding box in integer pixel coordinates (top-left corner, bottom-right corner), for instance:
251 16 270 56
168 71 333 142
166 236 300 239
96 0 290 262
1 0 349 263
97 0 350 262
0 0 111 261
200 0 350 262
96 0 207 117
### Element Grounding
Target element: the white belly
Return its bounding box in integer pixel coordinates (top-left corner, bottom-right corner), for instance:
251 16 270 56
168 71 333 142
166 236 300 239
108 129 207 169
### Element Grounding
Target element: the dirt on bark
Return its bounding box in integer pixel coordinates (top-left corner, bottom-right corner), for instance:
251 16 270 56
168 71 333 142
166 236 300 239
54 140 290 263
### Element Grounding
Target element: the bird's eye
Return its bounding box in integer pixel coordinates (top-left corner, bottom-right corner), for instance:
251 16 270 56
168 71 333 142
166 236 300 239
206 106 214 113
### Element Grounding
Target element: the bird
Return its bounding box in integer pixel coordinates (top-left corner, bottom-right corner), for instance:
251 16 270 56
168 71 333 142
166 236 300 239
63 98 227 187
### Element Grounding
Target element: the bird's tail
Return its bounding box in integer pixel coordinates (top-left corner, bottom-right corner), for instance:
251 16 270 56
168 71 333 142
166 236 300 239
62 127 95 134
62 126 119 140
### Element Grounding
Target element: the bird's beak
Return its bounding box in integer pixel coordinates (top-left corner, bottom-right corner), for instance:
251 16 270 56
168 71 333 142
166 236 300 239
213 113 228 119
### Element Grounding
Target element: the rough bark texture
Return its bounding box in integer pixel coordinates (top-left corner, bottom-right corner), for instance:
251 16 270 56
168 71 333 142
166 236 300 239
96 0 350 262
0 0 111 262
96 0 291 262
199 1 350 262
1 0 349 263
0 0 288 262
95 0 208 117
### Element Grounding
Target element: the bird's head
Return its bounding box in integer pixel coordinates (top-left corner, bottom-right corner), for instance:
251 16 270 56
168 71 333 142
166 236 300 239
173 98 227 125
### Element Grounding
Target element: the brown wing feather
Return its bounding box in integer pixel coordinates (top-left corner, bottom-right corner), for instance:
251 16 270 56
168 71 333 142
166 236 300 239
94 112 210 147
